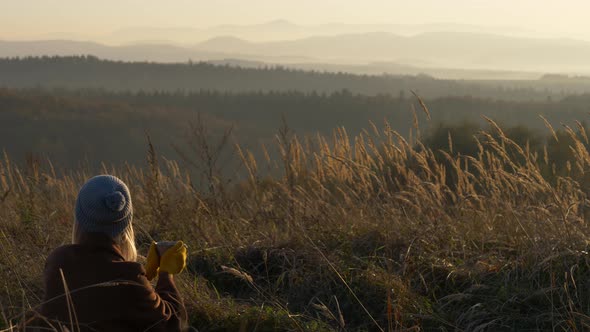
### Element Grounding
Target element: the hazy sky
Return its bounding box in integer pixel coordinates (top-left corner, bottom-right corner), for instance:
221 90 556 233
2 0 590 40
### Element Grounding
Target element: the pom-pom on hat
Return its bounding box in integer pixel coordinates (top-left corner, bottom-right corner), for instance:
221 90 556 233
75 175 133 237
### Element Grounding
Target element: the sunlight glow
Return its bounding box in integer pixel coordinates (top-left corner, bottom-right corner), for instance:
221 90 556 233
1 0 589 42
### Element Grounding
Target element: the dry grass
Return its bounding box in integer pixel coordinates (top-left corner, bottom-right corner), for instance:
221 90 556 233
2 116 590 331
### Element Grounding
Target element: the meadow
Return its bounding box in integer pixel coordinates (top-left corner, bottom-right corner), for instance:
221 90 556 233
3 106 590 331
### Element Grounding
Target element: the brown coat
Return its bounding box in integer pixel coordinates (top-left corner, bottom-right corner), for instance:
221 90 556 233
29 232 187 331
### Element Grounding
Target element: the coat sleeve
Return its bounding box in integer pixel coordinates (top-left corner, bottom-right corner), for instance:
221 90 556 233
129 269 188 332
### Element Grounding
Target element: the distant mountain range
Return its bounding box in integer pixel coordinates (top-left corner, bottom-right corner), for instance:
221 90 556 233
4 30 590 77
193 32 590 73
106 20 536 44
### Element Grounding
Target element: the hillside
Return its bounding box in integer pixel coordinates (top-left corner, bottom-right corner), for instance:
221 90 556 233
4 95 590 330
3 87 590 170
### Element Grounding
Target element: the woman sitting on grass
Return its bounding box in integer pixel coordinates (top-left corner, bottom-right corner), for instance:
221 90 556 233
29 175 188 331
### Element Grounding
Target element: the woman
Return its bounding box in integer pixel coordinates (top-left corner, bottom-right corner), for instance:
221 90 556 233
32 175 188 331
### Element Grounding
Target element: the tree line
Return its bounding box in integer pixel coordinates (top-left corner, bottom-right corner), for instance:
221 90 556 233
2 56 590 101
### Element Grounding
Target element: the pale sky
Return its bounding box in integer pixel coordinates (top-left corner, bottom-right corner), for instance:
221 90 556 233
1 0 590 41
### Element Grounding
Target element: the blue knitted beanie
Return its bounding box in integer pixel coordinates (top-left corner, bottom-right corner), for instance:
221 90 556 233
75 175 133 237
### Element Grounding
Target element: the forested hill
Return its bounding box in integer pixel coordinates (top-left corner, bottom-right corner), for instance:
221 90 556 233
2 87 590 170
3 56 590 101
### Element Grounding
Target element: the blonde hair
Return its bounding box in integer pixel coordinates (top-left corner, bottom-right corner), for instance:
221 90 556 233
72 222 138 262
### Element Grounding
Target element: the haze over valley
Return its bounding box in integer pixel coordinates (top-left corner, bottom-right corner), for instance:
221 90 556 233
5 20 590 79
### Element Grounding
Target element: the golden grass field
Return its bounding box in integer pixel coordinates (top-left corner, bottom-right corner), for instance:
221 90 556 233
2 113 590 331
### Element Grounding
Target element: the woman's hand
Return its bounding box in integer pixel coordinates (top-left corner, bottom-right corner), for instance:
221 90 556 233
159 241 187 275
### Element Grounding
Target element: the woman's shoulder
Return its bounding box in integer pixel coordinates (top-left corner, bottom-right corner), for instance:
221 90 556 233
43 245 149 298
45 244 81 268
45 244 145 277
